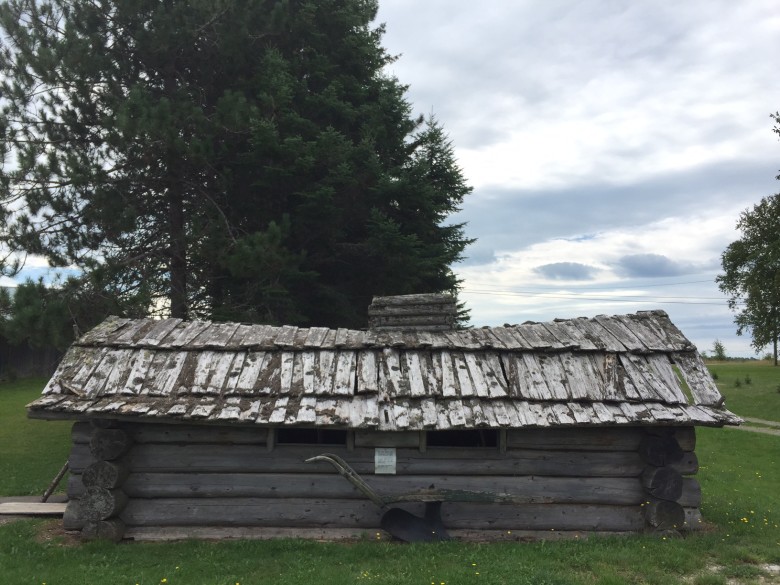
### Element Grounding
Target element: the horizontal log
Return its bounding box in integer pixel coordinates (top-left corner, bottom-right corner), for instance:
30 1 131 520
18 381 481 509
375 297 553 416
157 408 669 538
442 502 645 531
354 431 420 448
90 428 132 461
68 442 699 477
67 473 702 508
508 427 644 451
124 526 633 542
646 426 696 450
120 497 644 531
75 423 695 450
125 445 646 477
126 526 377 541
129 424 269 445
82 460 130 489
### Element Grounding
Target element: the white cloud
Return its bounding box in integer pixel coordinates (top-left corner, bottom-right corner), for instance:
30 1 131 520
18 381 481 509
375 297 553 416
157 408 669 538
376 0 779 355
379 0 780 190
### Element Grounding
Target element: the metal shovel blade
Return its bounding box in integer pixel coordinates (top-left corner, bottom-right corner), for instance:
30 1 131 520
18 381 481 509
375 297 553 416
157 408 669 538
380 503 451 543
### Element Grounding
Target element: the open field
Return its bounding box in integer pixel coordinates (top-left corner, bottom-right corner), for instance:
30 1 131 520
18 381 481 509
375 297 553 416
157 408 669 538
0 378 71 496
1 373 779 584
706 360 780 422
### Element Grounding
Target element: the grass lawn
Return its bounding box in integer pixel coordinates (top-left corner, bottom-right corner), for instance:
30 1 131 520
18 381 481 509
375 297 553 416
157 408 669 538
1 374 779 584
0 378 72 496
706 360 780 422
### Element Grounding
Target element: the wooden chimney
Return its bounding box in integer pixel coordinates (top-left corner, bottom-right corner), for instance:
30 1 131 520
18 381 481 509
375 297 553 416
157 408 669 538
367 293 457 331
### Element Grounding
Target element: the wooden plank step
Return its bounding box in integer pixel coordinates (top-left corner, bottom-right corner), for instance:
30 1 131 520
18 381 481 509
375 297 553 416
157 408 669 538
0 502 67 516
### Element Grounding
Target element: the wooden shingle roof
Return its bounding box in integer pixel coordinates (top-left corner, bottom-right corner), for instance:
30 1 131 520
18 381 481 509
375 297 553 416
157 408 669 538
27 310 740 429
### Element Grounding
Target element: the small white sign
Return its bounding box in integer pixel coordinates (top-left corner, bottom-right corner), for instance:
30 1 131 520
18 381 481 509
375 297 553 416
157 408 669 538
374 447 397 475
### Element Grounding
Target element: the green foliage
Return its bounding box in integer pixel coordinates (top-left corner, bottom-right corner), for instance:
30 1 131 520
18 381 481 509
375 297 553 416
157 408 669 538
716 120 780 365
0 277 129 351
711 339 727 361
0 0 473 327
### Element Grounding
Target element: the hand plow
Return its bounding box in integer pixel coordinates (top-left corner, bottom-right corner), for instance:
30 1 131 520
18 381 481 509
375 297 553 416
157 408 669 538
305 453 451 542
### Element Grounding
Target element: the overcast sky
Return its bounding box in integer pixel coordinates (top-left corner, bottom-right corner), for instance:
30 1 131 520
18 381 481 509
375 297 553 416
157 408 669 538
2 1 778 357
377 0 780 357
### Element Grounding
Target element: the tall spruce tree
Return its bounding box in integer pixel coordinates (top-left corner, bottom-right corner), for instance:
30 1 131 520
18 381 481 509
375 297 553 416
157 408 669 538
0 0 472 328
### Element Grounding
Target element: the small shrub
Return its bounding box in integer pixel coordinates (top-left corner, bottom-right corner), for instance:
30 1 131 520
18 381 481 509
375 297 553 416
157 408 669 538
711 371 719 380
734 379 742 388
744 375 752 385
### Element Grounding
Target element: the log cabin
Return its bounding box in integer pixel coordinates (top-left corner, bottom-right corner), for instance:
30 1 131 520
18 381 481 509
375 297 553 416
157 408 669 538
27 293 740 542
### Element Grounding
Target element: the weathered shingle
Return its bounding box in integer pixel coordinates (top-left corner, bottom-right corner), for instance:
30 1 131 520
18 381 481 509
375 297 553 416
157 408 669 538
28 311 738 429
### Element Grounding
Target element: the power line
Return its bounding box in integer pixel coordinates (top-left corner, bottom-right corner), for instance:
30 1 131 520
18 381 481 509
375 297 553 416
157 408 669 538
461 288 740 306
462 278 717 291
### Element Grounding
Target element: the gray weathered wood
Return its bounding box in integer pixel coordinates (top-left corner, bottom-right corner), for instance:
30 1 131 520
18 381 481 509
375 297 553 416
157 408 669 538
80 486 128 521
82 518 126 542
62 500 85 530
0 502 67 515
82 460 130 489
639 434 684 466
508 427 648 451
90 428 132 461
641 466 683 501
120 497 644 532
68 472 703 507
672 353 723 406
95 443 677 477
644 499 686 531
354 430 420 448
128 423 269 444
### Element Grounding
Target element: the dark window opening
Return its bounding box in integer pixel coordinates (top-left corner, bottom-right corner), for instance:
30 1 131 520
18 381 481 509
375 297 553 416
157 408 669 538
427 430 498 448
276 428 348 445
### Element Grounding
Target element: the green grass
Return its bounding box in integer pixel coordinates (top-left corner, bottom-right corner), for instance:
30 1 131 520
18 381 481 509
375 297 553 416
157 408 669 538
0 378 72 496
706 360 780 421
1 376 779 584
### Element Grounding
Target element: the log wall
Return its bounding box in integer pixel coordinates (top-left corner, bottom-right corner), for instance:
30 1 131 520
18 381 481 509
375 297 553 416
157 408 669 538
65 422 702 540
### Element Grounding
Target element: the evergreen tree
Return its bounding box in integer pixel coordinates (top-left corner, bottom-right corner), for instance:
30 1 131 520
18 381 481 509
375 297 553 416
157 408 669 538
0 277 127 350
0 0 472 328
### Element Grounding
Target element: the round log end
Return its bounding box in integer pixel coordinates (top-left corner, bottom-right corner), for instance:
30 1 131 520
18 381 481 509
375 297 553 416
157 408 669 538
644 499 685 531
81 486 129 521
82 460 130 489
641 466 683 501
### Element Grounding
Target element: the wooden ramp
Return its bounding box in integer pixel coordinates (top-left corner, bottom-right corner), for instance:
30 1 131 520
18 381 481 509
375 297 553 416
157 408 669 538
0 502 67 516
